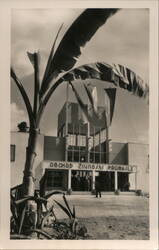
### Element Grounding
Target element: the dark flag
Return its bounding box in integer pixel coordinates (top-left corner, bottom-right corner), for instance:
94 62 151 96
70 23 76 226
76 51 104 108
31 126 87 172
104 88 116 127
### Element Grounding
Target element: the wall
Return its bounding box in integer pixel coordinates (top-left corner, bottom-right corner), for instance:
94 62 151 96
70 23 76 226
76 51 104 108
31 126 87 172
11 132 44 189
128 142 149 193
11 131 149 193
44 136 65 161
109 142 128 165
11 132 28 187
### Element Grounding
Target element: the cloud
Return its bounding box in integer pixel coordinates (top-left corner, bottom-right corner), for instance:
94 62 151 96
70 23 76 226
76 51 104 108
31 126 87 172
11 9 83 77
11 103 28 131
11 9 149 81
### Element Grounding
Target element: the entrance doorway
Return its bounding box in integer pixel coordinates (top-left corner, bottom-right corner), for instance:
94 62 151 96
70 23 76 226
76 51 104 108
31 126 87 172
97 171 115 191
117 172 129 191
45 169 68 191
71 170 92 191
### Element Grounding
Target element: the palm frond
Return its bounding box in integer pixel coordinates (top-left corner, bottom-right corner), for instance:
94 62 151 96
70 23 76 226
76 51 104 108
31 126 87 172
11 68 35 128
40 8 120 96
54 200 72 219
27 51 41 116
37 61 148 125
15 196 33 205
72 205 76 218
18 205 26 234
44 190 64 200
63 194 73 217
41 23 63 87
29 229 53 239
56 62 149 98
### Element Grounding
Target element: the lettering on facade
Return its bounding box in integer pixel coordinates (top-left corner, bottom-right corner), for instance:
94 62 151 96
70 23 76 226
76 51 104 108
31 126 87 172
45 161 137 172
78 163 104 171
107 165 134 172
49 161 73 169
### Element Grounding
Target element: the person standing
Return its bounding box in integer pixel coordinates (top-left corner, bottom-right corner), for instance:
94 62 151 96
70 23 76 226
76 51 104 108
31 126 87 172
95 176 102 198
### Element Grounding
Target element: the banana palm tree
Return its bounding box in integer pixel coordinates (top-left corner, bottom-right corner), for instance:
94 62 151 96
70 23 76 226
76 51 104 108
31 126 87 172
11 8 148 232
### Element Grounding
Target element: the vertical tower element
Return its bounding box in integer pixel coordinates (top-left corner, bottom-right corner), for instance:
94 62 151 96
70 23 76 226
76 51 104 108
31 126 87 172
65 82 69 161
106 126 109 164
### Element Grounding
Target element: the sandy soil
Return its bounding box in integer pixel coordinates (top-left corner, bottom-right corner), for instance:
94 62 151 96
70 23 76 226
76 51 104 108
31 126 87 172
79 215 149 239
48 194 149 240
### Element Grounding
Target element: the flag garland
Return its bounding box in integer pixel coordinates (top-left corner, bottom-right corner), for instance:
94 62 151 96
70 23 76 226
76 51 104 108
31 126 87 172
70 81 117 128
104 88 116 127
57 62 149 99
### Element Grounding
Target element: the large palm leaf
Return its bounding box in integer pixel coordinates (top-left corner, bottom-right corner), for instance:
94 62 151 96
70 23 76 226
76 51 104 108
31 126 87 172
58 62 149 97
40 8 120 97
37 62 148 122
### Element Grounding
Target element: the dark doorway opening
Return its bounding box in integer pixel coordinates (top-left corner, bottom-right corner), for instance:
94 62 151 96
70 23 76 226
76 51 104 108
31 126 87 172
118 172 129 191
41 169 68 193
97 171 115 191
71 170 92 191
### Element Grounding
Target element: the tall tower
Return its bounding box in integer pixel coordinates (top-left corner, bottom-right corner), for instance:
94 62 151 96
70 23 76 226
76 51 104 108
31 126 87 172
57 102 108 164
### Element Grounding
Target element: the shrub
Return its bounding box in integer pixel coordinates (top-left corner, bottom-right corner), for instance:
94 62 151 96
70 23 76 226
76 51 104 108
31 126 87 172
114 189 120 195
67 188 72 195
136 189 143 196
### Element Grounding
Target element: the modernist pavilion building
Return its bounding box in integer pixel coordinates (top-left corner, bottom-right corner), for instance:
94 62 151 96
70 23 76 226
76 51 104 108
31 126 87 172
11 102 149 195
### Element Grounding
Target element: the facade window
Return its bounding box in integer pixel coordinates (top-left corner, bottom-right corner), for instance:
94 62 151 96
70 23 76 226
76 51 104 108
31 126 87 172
10 145 16 162
68 134 76 146
66 125 108 164
77 135 86 147
71 170 92 191
47 171 63 187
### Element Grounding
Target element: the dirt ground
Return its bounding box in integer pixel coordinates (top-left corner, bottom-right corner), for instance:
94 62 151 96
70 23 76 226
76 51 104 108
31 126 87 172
79 215 149 239
48 194 149 240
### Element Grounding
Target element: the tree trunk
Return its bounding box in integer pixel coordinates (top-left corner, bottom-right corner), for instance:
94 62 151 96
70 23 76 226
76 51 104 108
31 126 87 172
22 129 39 197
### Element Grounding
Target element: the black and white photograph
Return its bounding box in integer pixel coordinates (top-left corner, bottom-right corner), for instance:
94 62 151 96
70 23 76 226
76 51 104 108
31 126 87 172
0 0 158 249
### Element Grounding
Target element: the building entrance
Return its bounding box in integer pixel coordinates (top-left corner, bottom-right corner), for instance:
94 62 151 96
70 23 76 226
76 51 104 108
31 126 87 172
40 169 68 194
97 171 115 191
71 170 92 191
117 172 129 191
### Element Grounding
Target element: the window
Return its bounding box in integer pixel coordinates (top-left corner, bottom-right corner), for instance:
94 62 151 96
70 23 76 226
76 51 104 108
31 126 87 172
10 145 16 162
67 134 76 146
77 135 86 147
47 171 63 187
71 170 92 191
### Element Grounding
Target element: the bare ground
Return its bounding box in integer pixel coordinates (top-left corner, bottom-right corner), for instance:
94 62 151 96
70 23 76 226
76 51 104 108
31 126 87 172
79 215 149 239
48 194 149 240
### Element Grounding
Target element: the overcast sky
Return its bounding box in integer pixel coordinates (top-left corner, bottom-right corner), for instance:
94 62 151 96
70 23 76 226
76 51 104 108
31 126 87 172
11 8 149 143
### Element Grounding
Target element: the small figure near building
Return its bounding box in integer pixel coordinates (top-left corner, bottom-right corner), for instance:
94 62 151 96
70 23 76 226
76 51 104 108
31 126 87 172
95 176 102 198
124 181 130 191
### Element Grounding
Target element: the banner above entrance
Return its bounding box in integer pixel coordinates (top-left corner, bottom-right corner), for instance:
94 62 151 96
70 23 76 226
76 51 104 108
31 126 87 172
42 161 137 173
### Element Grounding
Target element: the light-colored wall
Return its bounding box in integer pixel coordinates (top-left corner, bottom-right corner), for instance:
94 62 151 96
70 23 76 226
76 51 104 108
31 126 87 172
128 142 149 193
109 142 128 164
11 132 44 189
11 132 28 187
11 132 149 193
44 136 65 161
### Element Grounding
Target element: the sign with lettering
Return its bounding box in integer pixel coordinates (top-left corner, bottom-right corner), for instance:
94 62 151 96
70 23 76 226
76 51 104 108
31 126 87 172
42 161 137 172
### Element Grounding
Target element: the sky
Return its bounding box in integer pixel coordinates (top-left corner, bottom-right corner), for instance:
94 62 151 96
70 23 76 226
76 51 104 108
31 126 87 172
11 8 149 144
